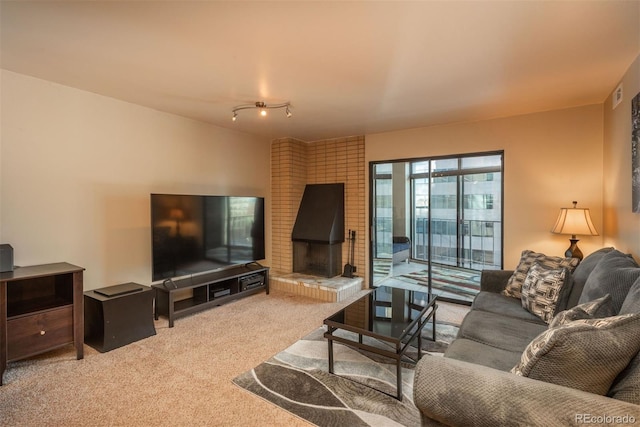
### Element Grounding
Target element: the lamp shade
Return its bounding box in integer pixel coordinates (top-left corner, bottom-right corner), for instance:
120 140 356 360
551 205 598 237
169 208 184 220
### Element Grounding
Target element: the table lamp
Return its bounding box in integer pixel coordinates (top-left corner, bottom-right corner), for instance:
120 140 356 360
551 201 598 260
169 208 184 236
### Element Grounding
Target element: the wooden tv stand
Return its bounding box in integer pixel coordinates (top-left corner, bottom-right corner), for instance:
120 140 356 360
152 263 269 327
0 262 84 385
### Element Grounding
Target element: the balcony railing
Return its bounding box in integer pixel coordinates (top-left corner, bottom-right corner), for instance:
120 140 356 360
413 218 501 271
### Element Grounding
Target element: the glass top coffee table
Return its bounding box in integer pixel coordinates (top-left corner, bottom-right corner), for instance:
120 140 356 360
323 285 437 400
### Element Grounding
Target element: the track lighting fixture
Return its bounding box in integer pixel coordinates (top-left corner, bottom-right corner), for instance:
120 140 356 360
231 101 292 121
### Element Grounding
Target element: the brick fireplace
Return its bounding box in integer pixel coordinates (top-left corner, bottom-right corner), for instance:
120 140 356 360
270 137 366 283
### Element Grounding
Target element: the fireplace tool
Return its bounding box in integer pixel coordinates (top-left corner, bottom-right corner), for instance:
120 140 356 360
342 230 356 278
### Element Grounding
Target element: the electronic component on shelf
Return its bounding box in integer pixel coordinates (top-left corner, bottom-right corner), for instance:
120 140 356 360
240 274 264 291
212 288 231 298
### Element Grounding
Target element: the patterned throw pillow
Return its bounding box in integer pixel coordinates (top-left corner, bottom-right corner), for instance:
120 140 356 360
503 250 580 299
511 313 640 395
550 294 615 328
520 264 568 323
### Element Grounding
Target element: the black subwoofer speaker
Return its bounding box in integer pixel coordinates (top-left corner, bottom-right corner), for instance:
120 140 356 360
0 244 14 272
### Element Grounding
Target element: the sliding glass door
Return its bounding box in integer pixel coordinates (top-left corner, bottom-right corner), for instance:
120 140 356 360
372 163 393 283
370 152 503 304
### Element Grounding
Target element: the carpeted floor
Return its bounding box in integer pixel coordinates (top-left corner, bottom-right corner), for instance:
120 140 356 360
233 319 461 427
1 289 466 427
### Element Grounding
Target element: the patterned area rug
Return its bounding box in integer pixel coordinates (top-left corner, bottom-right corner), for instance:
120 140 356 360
232 322 459 427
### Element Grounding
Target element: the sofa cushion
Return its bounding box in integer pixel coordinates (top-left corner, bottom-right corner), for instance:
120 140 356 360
608 350 640 404
444 338 523 372
414 356 640 427
566 247 615 309
503 250 579 299
549 294 616 328
520 263 569 323
480 269 515 293
578 249 640 313
553 270 575 314
472 291 545 323
458 309 548 353
511 313 640 395
619 276 640 315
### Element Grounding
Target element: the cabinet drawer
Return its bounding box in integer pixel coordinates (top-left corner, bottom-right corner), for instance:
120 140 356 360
7 305 74 361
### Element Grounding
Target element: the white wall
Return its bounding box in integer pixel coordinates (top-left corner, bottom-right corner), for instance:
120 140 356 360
366 105 605 270
0 70 270 290
603 53 640 257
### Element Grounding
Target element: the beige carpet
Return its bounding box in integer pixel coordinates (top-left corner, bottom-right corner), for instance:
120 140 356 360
0 289 467 427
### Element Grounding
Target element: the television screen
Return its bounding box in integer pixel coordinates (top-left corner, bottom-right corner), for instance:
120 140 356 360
151 194 265 282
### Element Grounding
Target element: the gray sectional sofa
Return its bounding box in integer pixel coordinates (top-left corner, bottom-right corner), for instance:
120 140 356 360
414 248 640 426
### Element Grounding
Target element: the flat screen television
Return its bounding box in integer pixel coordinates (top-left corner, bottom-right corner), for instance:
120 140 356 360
150 193 265 282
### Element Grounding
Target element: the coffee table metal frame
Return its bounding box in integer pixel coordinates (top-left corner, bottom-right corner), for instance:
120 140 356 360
323 289 437 400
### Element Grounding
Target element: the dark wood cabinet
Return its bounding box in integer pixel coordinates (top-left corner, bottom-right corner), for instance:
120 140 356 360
0 262 84 385
153 264 269 327
84 284 156 352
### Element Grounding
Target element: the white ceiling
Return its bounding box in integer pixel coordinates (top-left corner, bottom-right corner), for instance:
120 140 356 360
1 1 639 141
